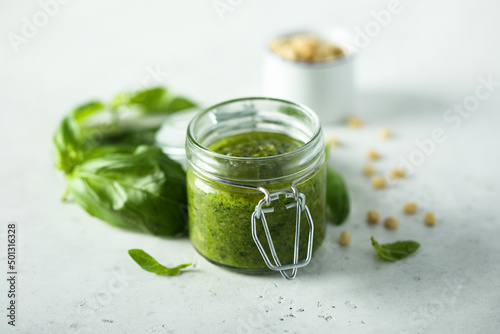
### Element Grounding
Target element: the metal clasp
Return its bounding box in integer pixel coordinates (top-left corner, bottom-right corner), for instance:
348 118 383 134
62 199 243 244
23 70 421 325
251 188 314 280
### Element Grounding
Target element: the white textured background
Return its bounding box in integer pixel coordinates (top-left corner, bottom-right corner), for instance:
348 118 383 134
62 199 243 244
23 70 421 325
1 0 499 333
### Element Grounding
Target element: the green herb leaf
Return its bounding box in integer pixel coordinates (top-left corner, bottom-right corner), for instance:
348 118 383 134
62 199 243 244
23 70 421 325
112 87 196 114
326 166 350 225
53 102 106 173
371 237 420 262
66 145 188 236
72 101 107 121
128 249 191 276
324 144 350 225
100 128 159 147
165 96 198 112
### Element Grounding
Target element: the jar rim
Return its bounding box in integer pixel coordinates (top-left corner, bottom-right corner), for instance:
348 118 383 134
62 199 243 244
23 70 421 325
187 96 322 162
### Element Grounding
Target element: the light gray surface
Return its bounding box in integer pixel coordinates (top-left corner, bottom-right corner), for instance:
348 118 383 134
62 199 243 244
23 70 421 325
1 0 499 333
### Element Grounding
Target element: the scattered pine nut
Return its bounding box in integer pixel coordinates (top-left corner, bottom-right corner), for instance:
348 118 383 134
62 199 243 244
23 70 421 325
371 176 386 189
403 202 418 214
366 210 379 225
384 216 399 229
378 128 392 139
327 136 339 147
339 230 351 246
346 116 363 128
424 212 436 226
367 149 380 160
363 165 375 176
389 168 406 179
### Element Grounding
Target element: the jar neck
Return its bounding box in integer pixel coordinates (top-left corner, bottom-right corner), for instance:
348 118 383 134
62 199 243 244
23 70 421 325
186 97 324 186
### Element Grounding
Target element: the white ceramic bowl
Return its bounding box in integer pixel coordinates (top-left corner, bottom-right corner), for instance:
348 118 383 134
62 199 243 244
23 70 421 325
263 28 357 123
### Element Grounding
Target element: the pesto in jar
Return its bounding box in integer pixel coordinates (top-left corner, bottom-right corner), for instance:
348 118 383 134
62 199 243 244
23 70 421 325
208 132 303 157
187 132 326 272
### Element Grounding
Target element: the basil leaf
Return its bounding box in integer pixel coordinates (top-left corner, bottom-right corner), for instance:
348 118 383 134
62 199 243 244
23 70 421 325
326 166 350 225
53 102 106 173
324 144 350 225
72 101 107 121
53 115 83 173
128 249 191 276
66 145 188 236
81 145 136 160
165 96 198 112
371 237 420 262
112 87 196 114
100 128 159 147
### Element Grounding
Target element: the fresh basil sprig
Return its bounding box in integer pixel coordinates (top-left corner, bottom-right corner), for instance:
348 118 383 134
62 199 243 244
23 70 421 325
371 237 420 262
128 249 191 276
54 87 196 236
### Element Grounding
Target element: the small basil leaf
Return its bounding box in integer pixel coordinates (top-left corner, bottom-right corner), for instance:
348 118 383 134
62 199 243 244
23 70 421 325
326 166 350 225
324 144 350 225
66 145 188 236
371 237 420 262
128 249 191 276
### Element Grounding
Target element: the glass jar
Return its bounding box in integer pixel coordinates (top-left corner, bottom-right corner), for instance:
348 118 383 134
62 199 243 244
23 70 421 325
186 97 326 279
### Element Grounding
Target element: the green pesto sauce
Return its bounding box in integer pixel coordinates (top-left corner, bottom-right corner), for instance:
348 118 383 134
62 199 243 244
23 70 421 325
208 132 303 157
187 132 326 272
